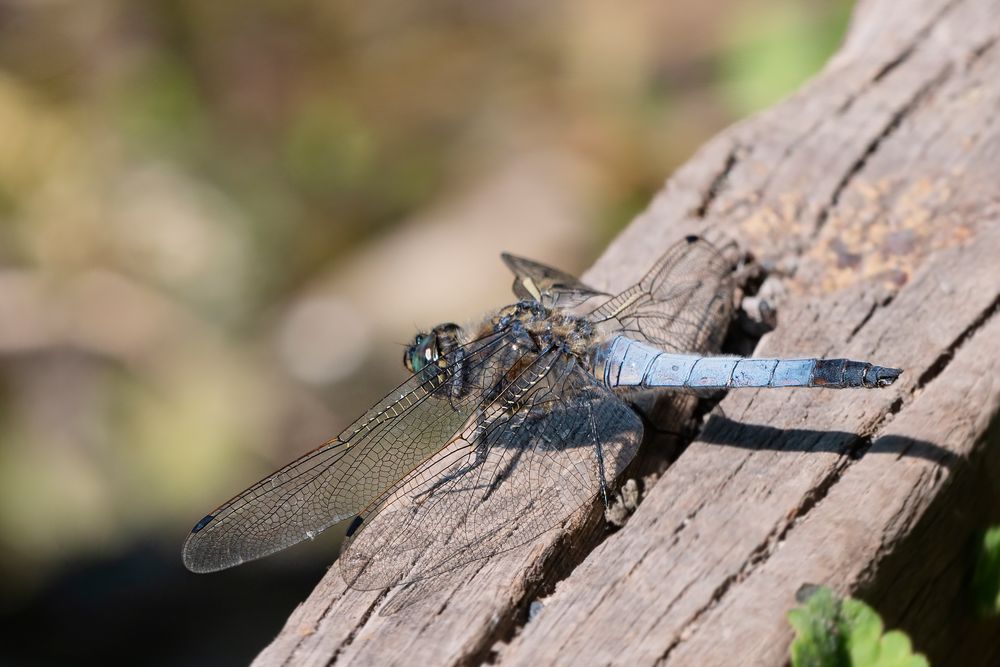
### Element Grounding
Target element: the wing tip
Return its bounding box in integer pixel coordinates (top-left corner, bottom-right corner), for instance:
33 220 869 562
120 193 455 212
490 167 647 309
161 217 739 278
182 513 227 574
182 555 238 575
181 533 244 574
500 252 533 275
181 554 211 574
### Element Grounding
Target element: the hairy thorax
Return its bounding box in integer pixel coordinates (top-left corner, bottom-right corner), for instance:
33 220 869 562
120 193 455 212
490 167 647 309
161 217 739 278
475 300 598 362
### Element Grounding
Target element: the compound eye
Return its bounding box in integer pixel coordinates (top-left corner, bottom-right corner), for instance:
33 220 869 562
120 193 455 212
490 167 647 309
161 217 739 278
406 345 427 373
405 333 436 373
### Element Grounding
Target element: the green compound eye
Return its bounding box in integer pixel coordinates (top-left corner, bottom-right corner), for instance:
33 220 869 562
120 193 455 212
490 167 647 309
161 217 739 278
404 334 436 373
408 350 425 372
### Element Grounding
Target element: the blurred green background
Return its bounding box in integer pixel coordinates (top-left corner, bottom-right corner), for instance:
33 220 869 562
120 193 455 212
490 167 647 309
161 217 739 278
0 0 850 664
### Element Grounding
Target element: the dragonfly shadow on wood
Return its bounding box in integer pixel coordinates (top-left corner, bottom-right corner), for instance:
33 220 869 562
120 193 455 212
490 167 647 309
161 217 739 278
354 407 952 617
698 412 957 468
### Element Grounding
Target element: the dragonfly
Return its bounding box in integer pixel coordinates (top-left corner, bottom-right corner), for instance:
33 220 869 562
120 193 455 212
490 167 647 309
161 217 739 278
182 235 901 589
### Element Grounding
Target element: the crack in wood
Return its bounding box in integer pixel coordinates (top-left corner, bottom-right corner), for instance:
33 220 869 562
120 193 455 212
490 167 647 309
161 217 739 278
488 470 711 663
655 447 861 665
655 544 762 664
694 143 741 219
847 293 895 343
749 0 963 205
322 591 388 667
967 34 999 65
470 506 617 665
870 0 961 83
872 42 921 84
815 66 952 233
275 595 339 667
428 569 515 667
856 468 942 595
917 293 1000 388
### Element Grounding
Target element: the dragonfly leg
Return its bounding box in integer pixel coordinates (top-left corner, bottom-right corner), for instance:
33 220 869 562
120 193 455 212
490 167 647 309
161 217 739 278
589 403 610 509
447 347 469 409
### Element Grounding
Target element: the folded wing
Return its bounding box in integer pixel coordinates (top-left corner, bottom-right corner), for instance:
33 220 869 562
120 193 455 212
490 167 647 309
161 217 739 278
588 235 734 354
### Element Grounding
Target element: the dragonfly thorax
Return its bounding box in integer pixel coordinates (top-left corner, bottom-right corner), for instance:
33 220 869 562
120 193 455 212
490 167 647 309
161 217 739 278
486 300 597 361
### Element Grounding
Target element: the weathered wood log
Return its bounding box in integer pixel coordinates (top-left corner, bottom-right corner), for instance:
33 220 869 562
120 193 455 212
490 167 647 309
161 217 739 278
254 0 1000 664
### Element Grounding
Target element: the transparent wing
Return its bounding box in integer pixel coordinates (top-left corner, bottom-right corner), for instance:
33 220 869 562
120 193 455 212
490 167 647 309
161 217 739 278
339 355 642 590
501 252 609 309
181 330 521 573
587 235 734 354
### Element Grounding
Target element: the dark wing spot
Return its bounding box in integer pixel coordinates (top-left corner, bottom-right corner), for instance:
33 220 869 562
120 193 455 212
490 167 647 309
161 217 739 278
684 234 699 243
192 514 215 534
346 515 364 537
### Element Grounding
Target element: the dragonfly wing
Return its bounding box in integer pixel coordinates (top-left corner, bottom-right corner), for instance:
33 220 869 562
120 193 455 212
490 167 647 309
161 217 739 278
501 252 608 309
340 357 642 590
181 330 519 573
587 235 734 353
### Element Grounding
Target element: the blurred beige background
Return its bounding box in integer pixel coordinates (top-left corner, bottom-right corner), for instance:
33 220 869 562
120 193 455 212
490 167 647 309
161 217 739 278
0 1 849 664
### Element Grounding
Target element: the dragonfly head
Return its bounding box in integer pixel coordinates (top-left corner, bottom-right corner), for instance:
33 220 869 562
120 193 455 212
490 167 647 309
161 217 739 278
404 333 436 373
404 323 463 373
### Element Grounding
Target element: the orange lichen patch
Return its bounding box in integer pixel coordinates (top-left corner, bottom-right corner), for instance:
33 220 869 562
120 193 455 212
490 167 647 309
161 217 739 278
792 174 980 297
953 224 975 243
739 204 775 238
894 177 953 230
740 192 809 253
712 188 761 224
775 192 801 223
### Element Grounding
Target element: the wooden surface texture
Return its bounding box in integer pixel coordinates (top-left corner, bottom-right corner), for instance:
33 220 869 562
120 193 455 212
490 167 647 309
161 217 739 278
254 0 1000 664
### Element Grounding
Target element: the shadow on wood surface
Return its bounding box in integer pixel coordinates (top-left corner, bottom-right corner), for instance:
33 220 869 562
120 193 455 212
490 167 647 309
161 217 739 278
701 412 959 467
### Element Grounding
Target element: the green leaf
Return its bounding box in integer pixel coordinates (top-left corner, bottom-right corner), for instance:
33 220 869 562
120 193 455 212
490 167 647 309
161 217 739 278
972 526 1000 617
789 586 847 667
841 598 882 665
788 585 930 667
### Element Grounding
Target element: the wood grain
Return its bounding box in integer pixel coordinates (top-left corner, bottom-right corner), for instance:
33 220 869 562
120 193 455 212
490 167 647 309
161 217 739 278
255 0 1000 664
